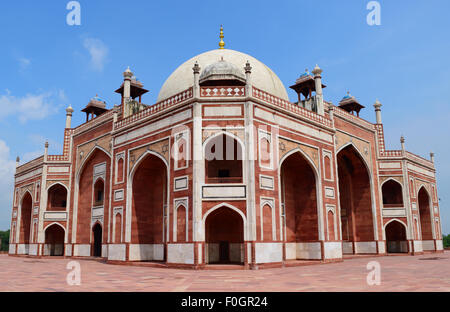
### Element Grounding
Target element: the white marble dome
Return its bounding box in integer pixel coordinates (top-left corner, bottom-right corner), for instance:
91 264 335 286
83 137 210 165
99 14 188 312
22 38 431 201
157 49 289 102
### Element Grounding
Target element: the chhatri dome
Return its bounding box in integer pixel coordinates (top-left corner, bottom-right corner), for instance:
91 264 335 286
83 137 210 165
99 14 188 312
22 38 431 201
157 27 289 102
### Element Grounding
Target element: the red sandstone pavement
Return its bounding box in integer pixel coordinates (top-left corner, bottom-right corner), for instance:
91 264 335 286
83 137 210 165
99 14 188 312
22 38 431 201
1 252 449 292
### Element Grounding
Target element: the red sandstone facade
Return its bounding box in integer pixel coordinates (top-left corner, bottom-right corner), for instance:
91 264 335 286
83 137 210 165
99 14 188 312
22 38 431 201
8 46 444 269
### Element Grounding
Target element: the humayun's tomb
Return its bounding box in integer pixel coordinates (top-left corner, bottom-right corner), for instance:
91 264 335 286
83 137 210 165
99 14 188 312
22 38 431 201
9 28 444 269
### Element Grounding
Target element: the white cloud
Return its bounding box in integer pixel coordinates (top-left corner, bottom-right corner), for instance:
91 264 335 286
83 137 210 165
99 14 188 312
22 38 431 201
18 57 31 71
83 38 109 72
0 140 16 230
0 90 66 123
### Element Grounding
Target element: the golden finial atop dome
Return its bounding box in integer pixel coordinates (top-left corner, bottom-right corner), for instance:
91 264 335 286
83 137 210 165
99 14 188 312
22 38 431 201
219 25 225 49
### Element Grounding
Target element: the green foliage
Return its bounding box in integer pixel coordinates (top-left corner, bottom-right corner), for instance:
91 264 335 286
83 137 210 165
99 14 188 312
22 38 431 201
444 234 450 248
0 230 9 252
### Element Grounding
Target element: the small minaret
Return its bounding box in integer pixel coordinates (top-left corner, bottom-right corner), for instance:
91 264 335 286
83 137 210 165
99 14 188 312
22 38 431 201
123 67 133 99
123 67 133 117
400 136 405 151
15 156 20 168
65 105 74 128
430 152 435 163
312 64 324 116
44 141 49 162
373 99 382 124
219 25 225 49
244 60 252 96
192 61 201 98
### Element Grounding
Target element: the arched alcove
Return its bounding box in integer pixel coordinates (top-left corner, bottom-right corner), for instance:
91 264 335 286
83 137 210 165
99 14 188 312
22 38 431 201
205 133 243 183
205 206 244 264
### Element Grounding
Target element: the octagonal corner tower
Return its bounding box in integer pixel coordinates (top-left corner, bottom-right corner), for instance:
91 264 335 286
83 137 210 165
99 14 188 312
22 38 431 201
157 49 289 102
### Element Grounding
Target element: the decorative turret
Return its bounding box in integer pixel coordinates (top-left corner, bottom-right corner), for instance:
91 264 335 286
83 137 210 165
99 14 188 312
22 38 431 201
244 60 252 95
312 64 325 116
400 136 405 151
15 156 20 168
373 99 382 124
44 141 49 162
115 67 149 118
65 105 74 128
193 61 201 98
81 95 108 122
338 91 365 116
430 152 435 163
289 67 326 114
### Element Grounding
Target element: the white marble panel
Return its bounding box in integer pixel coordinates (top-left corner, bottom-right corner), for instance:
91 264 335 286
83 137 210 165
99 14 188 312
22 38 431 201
255 242 282 263
422 240 435 251
74 244 91 257
323 242 342 259
354 241 377 254
108 244 126 261
296 242 321 260
167 243 194 264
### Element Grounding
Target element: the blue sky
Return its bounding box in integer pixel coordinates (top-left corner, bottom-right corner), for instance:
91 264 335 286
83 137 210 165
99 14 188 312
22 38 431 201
0 0 449 234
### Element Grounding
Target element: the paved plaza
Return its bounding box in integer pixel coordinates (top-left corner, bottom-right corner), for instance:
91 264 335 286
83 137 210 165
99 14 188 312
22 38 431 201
1 252 449 292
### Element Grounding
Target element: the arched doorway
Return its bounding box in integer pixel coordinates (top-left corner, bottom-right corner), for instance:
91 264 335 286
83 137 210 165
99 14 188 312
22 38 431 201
44 224 65 256
92 223 102 257
19 192 33 248
205 206 244 264
418 187 433 240
131 153 167 261
280 151 319 260
47 184 68 211
337 145 375 254
205 133 243 184
385 221 408 253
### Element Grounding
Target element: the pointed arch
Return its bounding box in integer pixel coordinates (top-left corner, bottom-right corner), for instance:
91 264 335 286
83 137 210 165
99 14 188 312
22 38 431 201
125 149 170 243
43 221 66 232
127 149 169 262
202 202 247 241
279 148 322 260
44 222 66 256
18 191 33 246
337 143 377 250
336 142 372 175
279 147 323 243
418 186 433 240
384 219 408 253
203 131 245 184
73 146 111 245
381 178 404 207
19 189 33 205
204 203 246 264
76 145 111 183
46 183 68 211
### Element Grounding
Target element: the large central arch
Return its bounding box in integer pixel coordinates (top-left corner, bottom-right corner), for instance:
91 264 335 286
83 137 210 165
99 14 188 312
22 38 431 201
76 147 111 252
280 149 320 260
130 152 168 261
337 144 375 254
